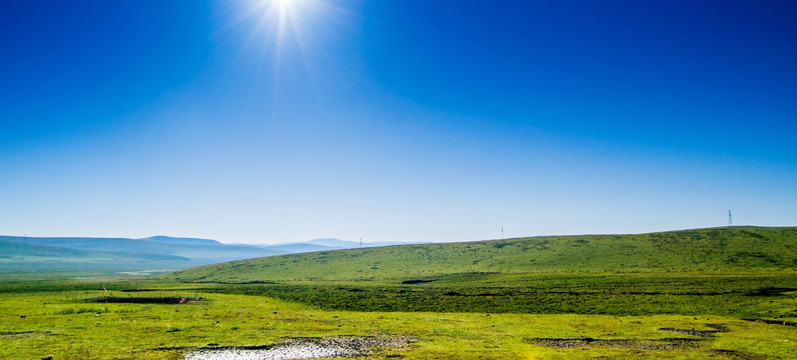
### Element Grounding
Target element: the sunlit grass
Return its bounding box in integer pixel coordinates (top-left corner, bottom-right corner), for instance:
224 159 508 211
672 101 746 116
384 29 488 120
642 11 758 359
2 288 795 359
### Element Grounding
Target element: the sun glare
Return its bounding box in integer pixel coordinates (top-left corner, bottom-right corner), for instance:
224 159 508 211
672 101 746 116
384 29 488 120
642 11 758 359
274 0 301 9
271 0 303 14
243 0 317 46
226 0 348 90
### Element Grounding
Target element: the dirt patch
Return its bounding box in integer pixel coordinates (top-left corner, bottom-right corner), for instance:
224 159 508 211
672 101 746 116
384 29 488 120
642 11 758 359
658 328 715 337
85 296 193 304
706 324 729 332
712 349 768 359
527 337 703 350
441 291 498 297
1 331 53 339
659 323 728 338
401 280 434 285
745 287 797 297
742 318 797 327
184 336 413 360
191 280 277 285
637 274 781 278
120 288 210 293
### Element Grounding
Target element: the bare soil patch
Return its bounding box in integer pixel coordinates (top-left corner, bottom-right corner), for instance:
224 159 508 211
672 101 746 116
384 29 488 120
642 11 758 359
85 296 193 304
659 323 728 337
401 280 434 285
712 349 768 359
527 337 703 350
742 318 797 327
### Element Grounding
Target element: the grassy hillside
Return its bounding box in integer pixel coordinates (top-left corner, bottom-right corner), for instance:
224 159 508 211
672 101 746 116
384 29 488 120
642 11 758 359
4 227 797 359
169 227 797 283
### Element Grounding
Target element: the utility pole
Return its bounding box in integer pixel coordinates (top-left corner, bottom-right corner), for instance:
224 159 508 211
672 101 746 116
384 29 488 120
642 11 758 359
728 210 732 226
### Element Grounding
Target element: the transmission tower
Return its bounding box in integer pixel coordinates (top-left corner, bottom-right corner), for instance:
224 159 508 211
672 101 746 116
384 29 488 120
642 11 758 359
728 210 732 226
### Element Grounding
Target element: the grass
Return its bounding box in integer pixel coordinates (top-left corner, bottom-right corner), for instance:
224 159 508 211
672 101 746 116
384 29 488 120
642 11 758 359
167 227 797 283
205 273 797 318
2 287 796 359
2 227 796 359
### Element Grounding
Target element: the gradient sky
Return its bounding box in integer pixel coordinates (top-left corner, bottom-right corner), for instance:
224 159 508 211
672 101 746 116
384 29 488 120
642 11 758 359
1 0 796 244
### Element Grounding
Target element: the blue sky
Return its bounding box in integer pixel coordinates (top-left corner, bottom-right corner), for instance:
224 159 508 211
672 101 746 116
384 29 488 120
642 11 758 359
1 0 795 244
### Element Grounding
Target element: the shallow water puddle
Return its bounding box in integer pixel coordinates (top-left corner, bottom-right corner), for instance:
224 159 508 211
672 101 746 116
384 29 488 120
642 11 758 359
184 336 412 360
185 343 356 360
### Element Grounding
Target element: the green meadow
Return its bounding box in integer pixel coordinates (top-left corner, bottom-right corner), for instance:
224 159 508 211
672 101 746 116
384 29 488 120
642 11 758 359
2 227 796 359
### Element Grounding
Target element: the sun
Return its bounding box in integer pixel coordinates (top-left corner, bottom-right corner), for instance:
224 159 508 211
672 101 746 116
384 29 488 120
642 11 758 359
246 0 313 41
272 0 304 13
237 0 341 45
225 0 346 87
274 0 302 9
238 0 340 57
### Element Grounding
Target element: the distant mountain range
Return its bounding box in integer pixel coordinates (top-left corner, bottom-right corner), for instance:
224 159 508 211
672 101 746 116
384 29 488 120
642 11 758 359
254 238 424 253
0 235 422 275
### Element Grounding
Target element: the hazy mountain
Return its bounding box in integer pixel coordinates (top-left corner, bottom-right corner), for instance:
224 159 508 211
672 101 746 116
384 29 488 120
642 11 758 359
261 243 341 253
0 235 426 275
1 239 101 259
142 236 222 246
257 238 428 255
0 235 288 274
307 238 425 249
0 238 190 274
305 238 355 248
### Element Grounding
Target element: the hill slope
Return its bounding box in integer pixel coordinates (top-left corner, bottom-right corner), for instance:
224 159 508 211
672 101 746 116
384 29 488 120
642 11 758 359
168 227 797 283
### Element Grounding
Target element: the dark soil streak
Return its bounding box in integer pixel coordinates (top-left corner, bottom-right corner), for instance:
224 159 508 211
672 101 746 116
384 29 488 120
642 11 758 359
527 337 703 350
401 280 435 285
84 296 194 304
742 318 797 327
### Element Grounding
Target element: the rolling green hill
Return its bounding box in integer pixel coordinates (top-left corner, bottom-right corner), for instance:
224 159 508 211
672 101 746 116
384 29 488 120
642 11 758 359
168 227 797 283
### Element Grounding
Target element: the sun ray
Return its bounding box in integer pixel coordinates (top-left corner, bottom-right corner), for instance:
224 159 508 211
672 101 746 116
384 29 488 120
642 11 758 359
211 0 353 108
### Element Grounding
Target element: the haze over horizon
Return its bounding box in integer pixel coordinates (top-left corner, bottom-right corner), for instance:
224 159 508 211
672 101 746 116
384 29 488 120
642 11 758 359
1 0 796 244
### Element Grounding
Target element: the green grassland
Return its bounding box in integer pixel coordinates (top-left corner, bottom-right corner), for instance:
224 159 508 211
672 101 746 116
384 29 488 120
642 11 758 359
168 227 797 283
1 227 796 359
1 285 795 359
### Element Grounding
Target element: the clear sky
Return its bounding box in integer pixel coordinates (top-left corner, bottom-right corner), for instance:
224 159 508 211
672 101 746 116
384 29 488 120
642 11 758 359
1 0 795 244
